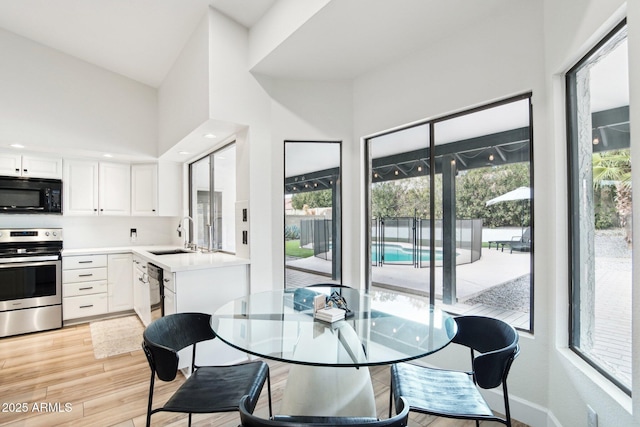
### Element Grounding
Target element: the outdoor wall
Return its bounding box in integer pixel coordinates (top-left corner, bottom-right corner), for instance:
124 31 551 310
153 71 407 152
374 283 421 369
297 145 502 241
351 1 548 425
0 27 157 159
543 0 638 426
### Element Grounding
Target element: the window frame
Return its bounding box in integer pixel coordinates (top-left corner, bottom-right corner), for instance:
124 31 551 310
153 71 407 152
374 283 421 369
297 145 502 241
188 140 237 254
364 93 534 332
565 18 630 395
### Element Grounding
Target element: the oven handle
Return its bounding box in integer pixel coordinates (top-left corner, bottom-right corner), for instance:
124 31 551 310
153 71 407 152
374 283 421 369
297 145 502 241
0 255 61 264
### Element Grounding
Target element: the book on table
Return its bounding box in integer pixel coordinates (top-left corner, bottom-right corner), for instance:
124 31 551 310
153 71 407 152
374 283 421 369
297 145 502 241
315 307 346 323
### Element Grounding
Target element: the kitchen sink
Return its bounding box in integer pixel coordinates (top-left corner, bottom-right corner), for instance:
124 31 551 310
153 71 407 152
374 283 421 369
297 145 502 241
148 249 194 256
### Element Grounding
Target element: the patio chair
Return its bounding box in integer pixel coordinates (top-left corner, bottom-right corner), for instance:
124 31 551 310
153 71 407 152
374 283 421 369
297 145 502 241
508 227 531 253
142 312 272 427
389 315 519 427
239 394 410 427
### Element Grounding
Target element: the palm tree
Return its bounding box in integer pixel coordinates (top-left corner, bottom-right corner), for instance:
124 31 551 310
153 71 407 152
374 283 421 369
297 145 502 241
593 149 632 243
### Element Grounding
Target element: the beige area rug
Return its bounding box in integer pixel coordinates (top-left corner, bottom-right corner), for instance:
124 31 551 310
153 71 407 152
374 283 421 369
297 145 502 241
90 315 145 359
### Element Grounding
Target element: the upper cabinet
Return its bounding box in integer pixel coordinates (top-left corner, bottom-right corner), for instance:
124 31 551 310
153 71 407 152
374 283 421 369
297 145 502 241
0 153 62 179
64 160 130 216
131 163 158 216
131 161 183 217
99 162 131 215
64 159 181 217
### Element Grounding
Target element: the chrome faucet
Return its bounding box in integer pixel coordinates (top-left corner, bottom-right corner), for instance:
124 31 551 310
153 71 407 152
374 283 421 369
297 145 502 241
177 216 195 249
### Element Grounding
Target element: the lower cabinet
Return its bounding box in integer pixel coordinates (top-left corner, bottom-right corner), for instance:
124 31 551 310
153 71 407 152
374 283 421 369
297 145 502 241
107 253 133 312
62 254 109 321
63 252 134 321
172 264 249 370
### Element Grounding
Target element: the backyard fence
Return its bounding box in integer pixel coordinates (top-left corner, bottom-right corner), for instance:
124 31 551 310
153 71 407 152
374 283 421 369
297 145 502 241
372 217 482 267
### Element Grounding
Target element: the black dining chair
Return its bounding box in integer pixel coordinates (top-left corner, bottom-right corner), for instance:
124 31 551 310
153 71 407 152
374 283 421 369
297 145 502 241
389 315 520 427
142 312 272 427
239 395 410 427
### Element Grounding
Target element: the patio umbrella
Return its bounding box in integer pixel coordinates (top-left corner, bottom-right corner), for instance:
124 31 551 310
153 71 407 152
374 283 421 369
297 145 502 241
485 186 532 232
485 186 531 206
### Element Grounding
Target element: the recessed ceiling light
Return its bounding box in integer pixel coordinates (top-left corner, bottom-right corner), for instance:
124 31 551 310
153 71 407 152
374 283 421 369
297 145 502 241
10 143 24 148
103 154 113 158
203 133 216 139
178 151 190 155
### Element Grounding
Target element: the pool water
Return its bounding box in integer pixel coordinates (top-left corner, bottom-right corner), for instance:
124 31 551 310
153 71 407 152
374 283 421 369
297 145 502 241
371 244 444 263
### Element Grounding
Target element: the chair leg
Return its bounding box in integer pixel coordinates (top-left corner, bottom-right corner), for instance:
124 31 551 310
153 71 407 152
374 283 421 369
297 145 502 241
267 368 273 418
146 372 155 427
503 381 513 427
388 377 393 418
188 412 192 426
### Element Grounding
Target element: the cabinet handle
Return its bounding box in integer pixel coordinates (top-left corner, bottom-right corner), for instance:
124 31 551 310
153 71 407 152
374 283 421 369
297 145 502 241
94 209 97 212
79 287 93 290
23 169 27 173
14 168 19 172
78 260 93 264
79 305 94 309
163 278 170 282
78 273 93 277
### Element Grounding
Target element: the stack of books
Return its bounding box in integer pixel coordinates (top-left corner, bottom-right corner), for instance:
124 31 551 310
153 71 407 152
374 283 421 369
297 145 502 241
315 307 346 323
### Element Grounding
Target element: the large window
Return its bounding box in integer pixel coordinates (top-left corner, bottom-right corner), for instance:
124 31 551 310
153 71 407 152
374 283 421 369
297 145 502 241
284 141 342 288
366 95 533 331
189 143 237 253
567 21 631 393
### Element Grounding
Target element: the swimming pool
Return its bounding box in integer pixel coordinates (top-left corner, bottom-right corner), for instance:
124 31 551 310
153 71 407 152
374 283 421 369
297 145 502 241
371 244 445 263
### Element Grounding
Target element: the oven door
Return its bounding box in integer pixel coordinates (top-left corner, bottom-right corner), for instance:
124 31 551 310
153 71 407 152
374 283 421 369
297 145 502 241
0 259 61 311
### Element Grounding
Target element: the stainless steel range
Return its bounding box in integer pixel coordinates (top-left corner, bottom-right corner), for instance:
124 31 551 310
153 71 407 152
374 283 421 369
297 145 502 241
0 228 62 337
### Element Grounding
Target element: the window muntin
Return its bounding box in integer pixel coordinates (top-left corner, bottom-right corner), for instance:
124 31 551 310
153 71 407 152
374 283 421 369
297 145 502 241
366 95 533 332
567 21 631 393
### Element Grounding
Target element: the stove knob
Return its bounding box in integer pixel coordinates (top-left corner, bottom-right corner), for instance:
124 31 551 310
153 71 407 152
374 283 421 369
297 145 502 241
45 232 50 236
53 232 57 236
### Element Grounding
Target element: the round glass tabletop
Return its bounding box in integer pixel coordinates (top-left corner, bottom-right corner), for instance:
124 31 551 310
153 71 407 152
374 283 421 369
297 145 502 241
211 286 457 367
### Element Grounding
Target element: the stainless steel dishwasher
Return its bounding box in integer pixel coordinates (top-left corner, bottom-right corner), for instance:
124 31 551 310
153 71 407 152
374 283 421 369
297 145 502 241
147 263 164 318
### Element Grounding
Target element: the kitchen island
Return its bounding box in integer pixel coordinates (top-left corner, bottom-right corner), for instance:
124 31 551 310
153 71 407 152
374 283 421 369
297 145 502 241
62 246 251 368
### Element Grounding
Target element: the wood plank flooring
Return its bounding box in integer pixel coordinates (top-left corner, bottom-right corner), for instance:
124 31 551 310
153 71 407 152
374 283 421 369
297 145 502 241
0 323 528 426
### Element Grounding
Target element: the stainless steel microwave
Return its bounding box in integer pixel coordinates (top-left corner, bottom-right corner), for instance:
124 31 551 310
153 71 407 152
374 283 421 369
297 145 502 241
0 177 62 214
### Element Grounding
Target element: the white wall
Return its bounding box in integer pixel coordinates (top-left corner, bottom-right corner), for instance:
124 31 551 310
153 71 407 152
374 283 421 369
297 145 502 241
0 28 157 159
248 0 330 69
0 215 181 249
157 13 210 156
542 0 638 426
351 2 549 425
206 8 274 292
266 78 354 286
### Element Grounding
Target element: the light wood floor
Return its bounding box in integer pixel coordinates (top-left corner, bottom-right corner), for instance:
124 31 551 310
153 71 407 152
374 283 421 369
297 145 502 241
0 323 528 427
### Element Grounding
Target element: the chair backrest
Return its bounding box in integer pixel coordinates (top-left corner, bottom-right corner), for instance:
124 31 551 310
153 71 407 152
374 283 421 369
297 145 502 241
521 227 531 242
238 395 409 427
451 315 519 389
142 312 216 381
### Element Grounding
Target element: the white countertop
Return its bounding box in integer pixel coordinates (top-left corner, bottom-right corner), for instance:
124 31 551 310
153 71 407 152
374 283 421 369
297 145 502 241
62 246 250 273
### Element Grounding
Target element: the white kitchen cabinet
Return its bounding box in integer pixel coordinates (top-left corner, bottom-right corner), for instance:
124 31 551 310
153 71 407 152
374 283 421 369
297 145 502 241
0 153 62 178
132 255 151 326
99 162 131 215
173 264 249 369
107 253 133 313
157 160 183 217
131 163 158 216
162 268 176 316
64 160 130 216
62 254 109 321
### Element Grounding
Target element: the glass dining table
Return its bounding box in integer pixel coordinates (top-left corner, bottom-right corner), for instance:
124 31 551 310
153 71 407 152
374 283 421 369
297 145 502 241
211 285 456 417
